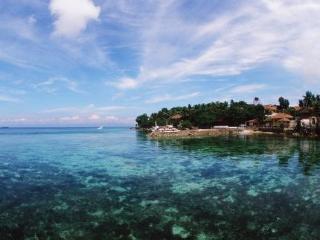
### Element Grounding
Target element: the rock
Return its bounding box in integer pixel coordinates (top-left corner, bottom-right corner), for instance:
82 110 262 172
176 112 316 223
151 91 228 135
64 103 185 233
172 225 190 239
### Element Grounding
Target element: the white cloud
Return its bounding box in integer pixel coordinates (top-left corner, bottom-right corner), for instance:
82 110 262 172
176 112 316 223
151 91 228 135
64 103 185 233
12 118 27 123
88 114 101 120
44 104 127 114
0 15 38 42
283 30 320 81
0 117 27 123
105 115 135 125
37 104 134 125
59 115 80 121
55 114 133 125
112 0 320 89
105 116 118 121
146 92 200 104
0 114 134 126
229 84 267 94
0 94 20 103
113 77 138 90
49 0 101 38
34 77 85 94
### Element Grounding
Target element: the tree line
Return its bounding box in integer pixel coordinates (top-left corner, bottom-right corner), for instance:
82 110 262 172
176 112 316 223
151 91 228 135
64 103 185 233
298 91 320 115
136 91 320 129
136 101 265 129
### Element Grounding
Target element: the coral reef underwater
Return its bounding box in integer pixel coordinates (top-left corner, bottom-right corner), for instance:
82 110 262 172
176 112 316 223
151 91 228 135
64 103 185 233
0 128 320 239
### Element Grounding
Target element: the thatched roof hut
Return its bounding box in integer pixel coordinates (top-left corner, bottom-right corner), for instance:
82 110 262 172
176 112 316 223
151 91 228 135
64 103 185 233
267 113 293 120
170 114 183 120
277 117 291 122
245 119 259 127
264 104 278 113
264 113 294 128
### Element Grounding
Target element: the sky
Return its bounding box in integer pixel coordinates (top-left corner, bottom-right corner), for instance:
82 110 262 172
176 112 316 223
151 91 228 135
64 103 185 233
0 0 320 126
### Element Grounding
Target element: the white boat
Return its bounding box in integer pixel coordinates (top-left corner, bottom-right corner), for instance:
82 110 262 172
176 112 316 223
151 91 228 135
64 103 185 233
97 126 104 130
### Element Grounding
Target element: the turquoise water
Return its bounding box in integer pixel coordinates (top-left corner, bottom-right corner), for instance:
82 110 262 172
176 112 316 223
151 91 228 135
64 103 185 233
0 128 320 240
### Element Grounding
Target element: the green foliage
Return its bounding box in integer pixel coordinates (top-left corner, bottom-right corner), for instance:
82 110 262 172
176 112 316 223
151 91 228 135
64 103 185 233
298 91 320 116
287 107 298 117
135 91 320 130
136 100 265 129
278 97 290 111
226 101 265 126
179 120 192 130
135 114 152 128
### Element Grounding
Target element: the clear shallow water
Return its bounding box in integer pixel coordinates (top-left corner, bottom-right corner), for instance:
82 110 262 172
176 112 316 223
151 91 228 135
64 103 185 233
0 128 320 240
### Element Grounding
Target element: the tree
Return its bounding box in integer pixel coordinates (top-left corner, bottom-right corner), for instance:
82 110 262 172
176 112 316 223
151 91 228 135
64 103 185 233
278 97 290 111
179 120 192 129
136 114 152 128
313 101 320 116
249 104 265 123
253 97 261 105
302 91 315 108
137 100 267 129
299 100 304 108
298 91 320 115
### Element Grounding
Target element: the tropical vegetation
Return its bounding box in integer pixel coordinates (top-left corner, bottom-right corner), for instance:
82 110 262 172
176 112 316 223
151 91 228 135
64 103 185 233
298 91 320 115
136 100 265 129
136 91 320 130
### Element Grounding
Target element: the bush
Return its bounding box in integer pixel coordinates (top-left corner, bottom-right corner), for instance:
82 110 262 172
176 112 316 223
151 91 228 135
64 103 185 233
179 120 192 129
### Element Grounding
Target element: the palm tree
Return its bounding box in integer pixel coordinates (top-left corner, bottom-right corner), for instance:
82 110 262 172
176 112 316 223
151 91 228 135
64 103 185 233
303 91 315 108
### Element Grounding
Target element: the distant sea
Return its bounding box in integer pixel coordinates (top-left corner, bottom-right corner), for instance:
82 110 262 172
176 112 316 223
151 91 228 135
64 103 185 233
0 127 320 239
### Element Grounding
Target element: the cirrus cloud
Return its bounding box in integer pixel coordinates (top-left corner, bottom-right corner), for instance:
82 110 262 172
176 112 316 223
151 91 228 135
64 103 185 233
229 84 267 94
0 94 20 103
112 0 320 89
146 92 200 104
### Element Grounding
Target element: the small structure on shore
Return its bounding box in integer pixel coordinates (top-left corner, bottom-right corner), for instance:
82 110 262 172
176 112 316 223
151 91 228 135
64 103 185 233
213 125 230 129
264 113 294 128
151 125 180 133
264 104 278 113
300 116 319 129
170 114 183 121
289 120 297 129
245 119 260 128
170 114 183 126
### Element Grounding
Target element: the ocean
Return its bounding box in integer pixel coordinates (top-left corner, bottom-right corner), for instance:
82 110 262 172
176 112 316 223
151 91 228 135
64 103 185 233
0 127 320 239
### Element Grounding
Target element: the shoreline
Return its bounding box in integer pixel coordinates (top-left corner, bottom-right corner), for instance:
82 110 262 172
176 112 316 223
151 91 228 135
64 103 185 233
148 128 278 139
147 128 320 140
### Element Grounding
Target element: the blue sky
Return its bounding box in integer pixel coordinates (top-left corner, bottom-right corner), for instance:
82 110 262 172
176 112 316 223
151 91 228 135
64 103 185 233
1 0 320 126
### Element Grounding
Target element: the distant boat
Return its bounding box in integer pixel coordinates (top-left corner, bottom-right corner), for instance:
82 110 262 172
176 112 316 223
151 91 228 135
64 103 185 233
97 126 104 130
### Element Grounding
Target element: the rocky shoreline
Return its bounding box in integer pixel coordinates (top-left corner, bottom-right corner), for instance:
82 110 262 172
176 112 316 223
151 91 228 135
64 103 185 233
148 128 276 139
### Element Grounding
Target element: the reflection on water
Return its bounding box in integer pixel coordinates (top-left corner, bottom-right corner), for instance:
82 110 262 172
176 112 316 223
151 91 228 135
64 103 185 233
0 128 320 239
155 136 320 175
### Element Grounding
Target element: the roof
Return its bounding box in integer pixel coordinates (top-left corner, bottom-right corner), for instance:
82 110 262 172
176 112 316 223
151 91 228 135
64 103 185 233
277 118 291 122
268 113 293 120
292 106 301 111
170 114 182 120
246 119 258 123
264 104 278 112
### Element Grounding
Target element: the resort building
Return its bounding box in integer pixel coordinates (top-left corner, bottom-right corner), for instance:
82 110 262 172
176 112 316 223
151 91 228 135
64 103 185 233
293 106 302 112
170 114 183 121
264 104 278 113
151 125 180 133
264 113 294 128
300 116 319 129
245 119 259 128
170 114 183 126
